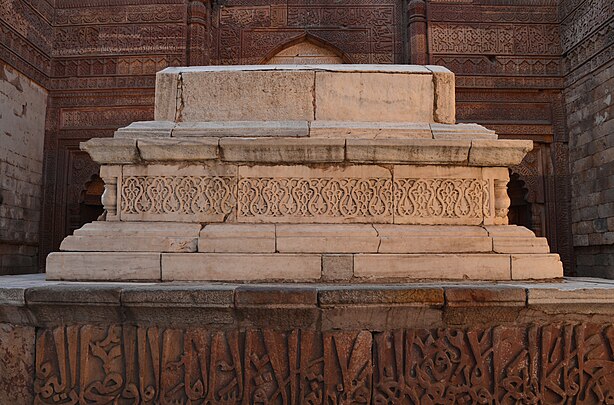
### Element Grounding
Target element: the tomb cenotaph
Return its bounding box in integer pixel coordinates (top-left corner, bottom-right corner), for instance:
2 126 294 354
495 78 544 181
47 65 563 282
7 66 614 403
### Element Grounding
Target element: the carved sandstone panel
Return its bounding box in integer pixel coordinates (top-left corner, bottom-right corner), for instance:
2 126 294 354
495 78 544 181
33 324 614 404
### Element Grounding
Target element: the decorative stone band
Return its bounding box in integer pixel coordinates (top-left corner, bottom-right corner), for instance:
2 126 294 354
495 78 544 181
81 137 533 167
101 164 508 225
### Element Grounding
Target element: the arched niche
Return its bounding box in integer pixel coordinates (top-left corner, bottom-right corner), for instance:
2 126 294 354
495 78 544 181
262 34 350 65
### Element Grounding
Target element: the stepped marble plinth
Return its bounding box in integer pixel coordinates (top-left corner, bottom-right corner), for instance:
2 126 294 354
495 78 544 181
47 65 563 281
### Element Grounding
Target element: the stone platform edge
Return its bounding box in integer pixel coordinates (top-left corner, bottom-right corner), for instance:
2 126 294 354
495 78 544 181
3 274 614 328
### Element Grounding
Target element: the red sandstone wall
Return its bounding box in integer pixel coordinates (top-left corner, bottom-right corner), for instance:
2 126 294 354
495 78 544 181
0 0 52 275
0 0 582 273
561 0 614 276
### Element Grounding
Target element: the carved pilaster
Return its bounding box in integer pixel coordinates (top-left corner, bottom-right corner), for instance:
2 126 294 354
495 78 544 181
407 0 428 64
187 0 211 66
99 166 121 221
494 177 511 225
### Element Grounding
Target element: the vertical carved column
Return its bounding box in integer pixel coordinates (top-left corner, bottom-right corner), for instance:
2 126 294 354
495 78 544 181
100 166 120 221
407 0 428 64
187 0 211 66
494 178 511 225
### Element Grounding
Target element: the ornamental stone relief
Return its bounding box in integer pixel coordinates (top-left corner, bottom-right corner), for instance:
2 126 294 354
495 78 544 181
33 324 614 404
114 170 495 225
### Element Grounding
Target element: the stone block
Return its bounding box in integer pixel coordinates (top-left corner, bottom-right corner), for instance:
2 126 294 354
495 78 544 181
137 138 218 161
315 71 434 122
375 225 492 253
121 285 236 307
154 70 180 121
511 254 564 280
321 254 353 281
199 224 275 253
484 225 536 237
235 285 317 307
276 224 379 253
114 120 174 138
430 123 496 140
309 121 432 139
64 221 200 252
318 285 444 307
179 69 315 121
346 139 470 164
173 121 309 137
60 235 198 253
26 284 122 305
469 139 533 166
492 237 550 254
354 254 511 280
445 286 526 307
80 138 139 164
220 138 345 163
46 252 161 281
161 253 321 281
527 283 614 305
426 65 455 124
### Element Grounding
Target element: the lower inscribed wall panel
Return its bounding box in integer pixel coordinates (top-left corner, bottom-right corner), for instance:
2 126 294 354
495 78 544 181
31 323 614 403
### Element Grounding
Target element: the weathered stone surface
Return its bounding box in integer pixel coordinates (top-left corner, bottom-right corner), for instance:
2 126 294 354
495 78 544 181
309 121 432 139
80 138 140 164
321 254 353 281
114 120 174 138
426 65 455 124
511 254 564 280
319 285 444 306
154 69 180 121
354 254 511 280
469 139 533 166
162 253 321 281
174 120 309 137
0 64 47 276
492 236 550 253
46 252 161 281
137 137 218 161
179 69 316 121
430 123 496 140
315 71 434 122
445 286 526 307
375 225 492 253
0 323 34 404
276 224 379 253
26 284 122 304
220 138 345 163
235 285 318 306
199 224 275 253
346 139 470 164
121 285 236 307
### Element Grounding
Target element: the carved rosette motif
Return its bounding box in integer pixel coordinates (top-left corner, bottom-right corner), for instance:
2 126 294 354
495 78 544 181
33 324 614 404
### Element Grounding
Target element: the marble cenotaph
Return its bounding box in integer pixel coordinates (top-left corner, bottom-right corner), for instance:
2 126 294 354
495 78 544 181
47 65 563 282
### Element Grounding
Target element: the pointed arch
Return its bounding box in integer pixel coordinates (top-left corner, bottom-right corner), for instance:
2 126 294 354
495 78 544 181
261 33 353 65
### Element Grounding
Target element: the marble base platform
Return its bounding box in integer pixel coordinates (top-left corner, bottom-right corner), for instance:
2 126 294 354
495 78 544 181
3 274 614 403
48 222 562 282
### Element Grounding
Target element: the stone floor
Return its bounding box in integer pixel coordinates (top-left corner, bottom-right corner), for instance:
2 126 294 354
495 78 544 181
3 274 614 403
